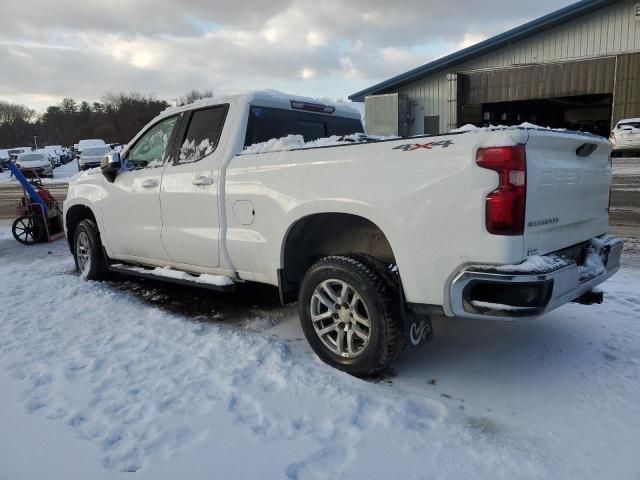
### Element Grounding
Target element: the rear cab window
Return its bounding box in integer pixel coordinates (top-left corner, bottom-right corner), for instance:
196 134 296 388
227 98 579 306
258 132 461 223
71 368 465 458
244 105 364 147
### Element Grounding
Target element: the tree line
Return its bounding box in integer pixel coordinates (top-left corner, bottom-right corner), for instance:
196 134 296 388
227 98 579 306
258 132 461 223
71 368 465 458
0 89 213 149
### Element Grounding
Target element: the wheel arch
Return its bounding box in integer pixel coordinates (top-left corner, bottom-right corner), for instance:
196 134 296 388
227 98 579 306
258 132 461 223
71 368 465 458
278 212 397 303
65 204 98 252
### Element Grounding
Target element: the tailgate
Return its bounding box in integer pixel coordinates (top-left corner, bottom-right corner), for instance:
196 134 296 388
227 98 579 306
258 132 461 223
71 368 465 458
523 131 612 256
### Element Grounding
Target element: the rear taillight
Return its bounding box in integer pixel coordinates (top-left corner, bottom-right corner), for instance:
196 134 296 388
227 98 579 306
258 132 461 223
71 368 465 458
476 145 527 236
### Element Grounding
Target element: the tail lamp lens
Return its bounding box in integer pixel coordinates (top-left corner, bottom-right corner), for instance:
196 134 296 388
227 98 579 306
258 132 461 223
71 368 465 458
476 145 527 235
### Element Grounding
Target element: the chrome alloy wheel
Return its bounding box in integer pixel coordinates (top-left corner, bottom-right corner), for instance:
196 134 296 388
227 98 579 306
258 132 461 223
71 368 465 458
76 230 91 276
310 279 371 358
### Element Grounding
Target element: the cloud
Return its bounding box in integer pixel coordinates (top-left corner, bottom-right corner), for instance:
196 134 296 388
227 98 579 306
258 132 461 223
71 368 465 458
0 0 576 110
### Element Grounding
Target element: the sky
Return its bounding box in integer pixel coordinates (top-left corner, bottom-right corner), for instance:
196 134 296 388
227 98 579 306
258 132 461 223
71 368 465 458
0 0 576 112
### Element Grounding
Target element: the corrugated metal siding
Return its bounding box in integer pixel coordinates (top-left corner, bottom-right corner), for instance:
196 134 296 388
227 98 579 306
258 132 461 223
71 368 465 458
398 0 640 134
613 52 640 123
461 0 639 71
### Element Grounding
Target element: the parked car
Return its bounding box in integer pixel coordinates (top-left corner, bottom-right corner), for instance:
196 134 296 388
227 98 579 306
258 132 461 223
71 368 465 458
610 118 640 156
44 146 63 167
78 145 109 170
15 151 53 178
36 149 58 169
64 91 622 376
0 149 9 170
8 148 28 163
77 139 106 156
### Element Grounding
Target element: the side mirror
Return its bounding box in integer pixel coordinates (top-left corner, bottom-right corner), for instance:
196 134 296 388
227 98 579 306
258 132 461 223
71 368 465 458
101 152 121 183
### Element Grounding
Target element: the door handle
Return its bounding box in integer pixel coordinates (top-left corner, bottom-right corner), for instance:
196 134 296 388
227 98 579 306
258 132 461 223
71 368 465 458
141 179 158 188
192 176 214 186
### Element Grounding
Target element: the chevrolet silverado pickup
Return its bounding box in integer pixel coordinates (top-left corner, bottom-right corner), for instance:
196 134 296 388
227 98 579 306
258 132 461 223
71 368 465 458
63 91 623 376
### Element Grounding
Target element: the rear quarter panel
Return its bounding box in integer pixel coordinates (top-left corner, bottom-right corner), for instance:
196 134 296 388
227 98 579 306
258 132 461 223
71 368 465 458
225 130 528 308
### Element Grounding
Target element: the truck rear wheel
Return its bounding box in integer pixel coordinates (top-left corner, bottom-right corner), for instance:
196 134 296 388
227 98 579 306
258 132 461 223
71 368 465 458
73 219 109 281
298 255 403 377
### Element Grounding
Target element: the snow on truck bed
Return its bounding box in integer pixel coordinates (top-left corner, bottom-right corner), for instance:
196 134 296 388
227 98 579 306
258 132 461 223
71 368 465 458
241 133 398 155
240 122 606 156
1 223 640 479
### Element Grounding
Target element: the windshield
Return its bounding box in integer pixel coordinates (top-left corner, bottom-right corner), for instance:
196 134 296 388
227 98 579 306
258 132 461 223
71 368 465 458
19 154 45 162
83 147 108 156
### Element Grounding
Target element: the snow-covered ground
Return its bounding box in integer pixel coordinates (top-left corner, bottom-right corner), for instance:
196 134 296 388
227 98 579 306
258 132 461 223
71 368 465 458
1 224 639 480
0 161 78 185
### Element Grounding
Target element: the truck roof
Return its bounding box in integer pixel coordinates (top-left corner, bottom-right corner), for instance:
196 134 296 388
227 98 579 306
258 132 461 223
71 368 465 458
160 90 362 121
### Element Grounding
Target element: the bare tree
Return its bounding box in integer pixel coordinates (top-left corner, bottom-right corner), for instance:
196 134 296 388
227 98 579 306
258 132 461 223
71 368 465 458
0 92 170 148
178 89 214 106
0 101 36 125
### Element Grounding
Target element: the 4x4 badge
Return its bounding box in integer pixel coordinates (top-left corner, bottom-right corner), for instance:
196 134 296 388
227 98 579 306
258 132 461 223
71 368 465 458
393 140 453 151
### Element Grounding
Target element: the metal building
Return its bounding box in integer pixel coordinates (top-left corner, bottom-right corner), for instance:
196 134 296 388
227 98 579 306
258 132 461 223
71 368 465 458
349 0 640 137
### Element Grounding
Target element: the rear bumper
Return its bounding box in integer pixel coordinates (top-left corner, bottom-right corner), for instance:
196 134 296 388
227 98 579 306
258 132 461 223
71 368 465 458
612 143 640 151
449 235 623 320
80 162 101 169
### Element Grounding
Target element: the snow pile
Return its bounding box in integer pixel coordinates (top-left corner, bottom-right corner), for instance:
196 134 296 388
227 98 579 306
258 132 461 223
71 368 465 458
577 236 620 281
451 124 481 133
241 133 399 155
179 138 216 163
471 236 622 280
470 300 534 312
472 254 569 273
578 248 606 281
119 264 234 287
452 122 568 133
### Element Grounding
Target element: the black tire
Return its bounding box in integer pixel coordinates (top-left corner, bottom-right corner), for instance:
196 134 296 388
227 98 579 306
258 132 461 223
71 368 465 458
12 215 45 244
73 219 109 280
298 255 403 377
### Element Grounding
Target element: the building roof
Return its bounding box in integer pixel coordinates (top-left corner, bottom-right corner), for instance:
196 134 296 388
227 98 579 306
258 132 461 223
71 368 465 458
349 0 623 101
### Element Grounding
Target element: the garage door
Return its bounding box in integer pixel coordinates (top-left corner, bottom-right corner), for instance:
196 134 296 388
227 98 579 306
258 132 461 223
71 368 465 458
461 57 616 104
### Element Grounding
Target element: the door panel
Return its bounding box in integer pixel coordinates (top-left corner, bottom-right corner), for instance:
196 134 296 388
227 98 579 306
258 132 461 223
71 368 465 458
160 105 229 268
101 168 169 260
101 115 179 261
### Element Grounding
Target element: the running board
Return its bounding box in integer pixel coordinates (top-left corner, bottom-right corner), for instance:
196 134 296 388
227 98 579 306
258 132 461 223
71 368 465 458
108 263 236 292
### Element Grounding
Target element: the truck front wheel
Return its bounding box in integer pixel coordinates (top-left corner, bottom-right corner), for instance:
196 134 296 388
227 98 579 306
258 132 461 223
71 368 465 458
73 219 109 281
298 255 403 377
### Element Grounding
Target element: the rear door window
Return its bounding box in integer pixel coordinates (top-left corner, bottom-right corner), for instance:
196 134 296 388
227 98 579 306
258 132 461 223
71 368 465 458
177 105 229 164
244 106 363 147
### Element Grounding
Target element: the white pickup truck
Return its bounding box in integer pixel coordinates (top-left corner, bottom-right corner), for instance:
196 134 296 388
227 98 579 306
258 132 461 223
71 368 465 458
64 91 623 376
